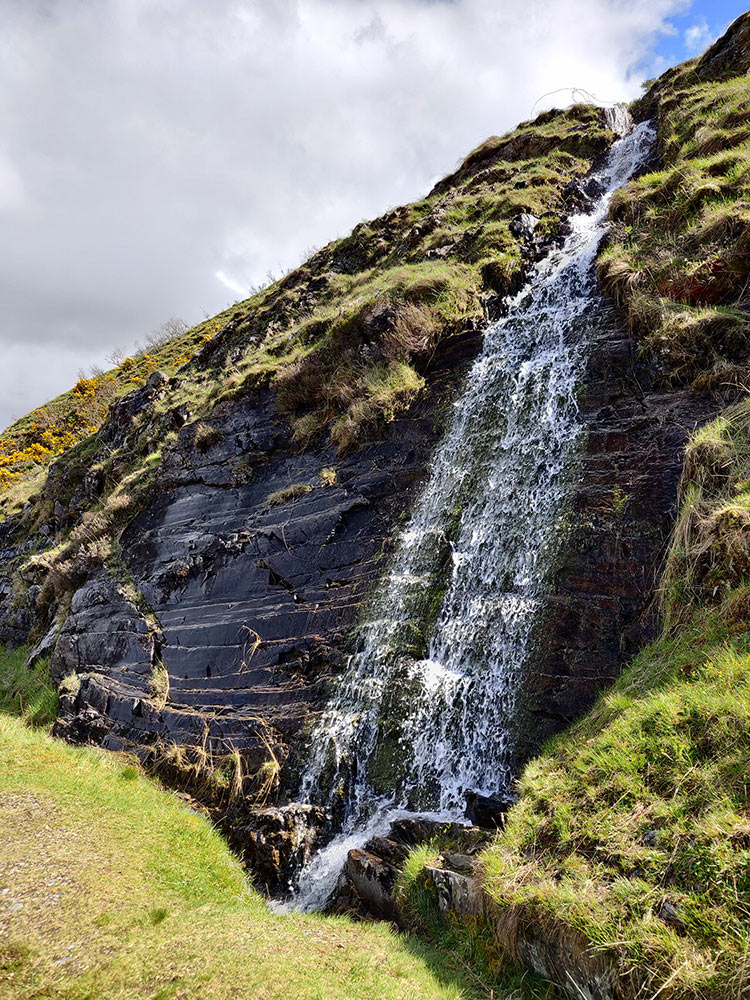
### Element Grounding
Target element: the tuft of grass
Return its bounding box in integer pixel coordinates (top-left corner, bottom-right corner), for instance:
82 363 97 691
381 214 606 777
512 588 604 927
0 647 58 728
148 664 170 711
266 482 313 506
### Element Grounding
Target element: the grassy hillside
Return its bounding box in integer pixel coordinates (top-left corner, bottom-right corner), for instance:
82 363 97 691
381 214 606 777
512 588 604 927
598 26 750 390
0 663 560 1000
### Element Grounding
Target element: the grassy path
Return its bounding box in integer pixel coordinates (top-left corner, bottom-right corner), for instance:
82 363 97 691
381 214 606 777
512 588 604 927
0 714 493 1000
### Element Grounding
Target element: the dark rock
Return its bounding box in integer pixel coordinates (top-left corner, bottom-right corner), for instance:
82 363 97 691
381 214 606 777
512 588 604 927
225 802 331 896
464 790 512 829
388 816 490 851
516 305 719 762
363 836 410 868
331 848 401 922
422 864 483 917
658 899 687 934
329 815 491 922
439 852 475 875
26 619 61 668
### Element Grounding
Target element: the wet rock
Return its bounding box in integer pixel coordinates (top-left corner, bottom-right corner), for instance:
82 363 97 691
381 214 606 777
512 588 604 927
517 306 719 761
329 815 491 922
464 790 512 829
364 836 410 868
509 212 538 240
388 816 491 851
226 802 332 896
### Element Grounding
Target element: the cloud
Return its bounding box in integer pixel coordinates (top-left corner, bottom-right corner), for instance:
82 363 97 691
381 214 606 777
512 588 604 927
0 0 690 429
684 17 712 53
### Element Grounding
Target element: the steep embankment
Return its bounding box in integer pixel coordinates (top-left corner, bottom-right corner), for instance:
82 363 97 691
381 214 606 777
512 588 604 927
395 13 750 1000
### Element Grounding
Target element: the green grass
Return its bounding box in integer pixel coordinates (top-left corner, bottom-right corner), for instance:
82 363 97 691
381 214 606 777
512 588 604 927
0 646 57 728
598 72 750 385
0 649 534 1000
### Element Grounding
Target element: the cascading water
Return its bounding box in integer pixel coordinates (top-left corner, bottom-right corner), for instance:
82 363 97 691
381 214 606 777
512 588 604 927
287 111 655 911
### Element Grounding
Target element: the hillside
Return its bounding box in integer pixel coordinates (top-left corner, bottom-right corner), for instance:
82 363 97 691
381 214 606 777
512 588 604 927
0 695 530 1000
1 10 749 1000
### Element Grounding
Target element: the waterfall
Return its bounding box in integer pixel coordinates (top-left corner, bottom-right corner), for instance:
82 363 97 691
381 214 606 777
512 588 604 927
287 113 655 911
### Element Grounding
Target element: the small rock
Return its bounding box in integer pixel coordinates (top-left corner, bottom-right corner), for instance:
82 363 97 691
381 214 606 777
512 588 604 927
658 900 686 934
464 790 512 828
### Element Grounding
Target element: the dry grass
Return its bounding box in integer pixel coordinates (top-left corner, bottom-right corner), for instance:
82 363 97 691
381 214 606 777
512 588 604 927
267 482 313 506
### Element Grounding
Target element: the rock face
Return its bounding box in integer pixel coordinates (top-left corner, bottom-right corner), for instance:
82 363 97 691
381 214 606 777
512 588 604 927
516 300 719 758
52 342 480 782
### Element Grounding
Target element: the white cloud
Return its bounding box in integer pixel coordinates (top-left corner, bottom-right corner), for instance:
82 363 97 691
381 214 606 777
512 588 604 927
684 17 713 53
0 0 691 429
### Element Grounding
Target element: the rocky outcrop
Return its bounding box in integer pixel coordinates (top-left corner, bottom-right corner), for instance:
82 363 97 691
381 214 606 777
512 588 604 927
224 802 332 896
51 340 480 779
328 817 491 922
342 826 624 1000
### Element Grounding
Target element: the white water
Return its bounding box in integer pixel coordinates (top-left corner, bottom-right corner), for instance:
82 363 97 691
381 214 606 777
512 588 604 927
287 112 655 912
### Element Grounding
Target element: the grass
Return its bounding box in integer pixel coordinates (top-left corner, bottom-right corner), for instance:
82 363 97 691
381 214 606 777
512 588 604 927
266 482 313 506
598 72 750 385
0 647 57 728
0 644 549 1000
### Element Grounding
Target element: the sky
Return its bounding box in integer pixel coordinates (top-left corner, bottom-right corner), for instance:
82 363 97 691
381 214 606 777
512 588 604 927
0 0 747 430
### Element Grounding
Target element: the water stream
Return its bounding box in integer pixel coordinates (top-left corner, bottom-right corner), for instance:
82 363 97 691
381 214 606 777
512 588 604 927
286 111 655 911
